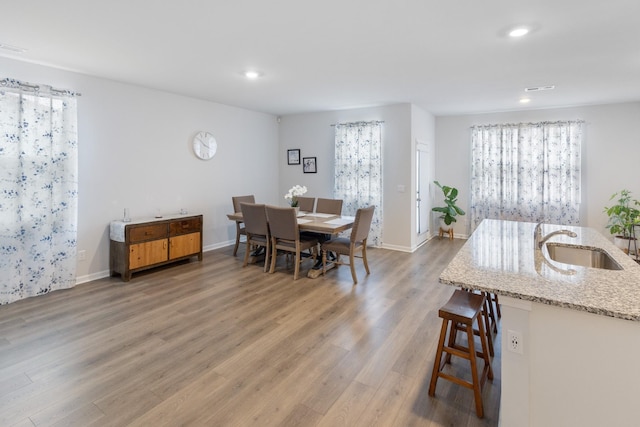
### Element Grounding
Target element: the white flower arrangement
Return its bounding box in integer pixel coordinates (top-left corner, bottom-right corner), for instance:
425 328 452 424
284 185 307 207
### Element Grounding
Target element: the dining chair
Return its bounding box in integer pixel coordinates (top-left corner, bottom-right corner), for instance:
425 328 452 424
231 195 255 256
240 202 271 272
266 205 319 280
296 196 315 212
321 205 375 284
316 198 343 215
310 198 344 245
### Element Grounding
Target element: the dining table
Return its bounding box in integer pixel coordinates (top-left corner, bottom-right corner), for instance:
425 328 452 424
226 210 355 278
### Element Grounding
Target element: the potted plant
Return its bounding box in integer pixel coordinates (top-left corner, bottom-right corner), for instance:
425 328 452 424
284 184 307 214
432 180 465 231
604 189 640 253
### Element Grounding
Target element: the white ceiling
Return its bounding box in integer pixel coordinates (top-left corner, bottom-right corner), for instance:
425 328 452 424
1 0 639 116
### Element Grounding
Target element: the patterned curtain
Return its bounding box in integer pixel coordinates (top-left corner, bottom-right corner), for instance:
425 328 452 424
0 79 79 304
334 121 382 246
470 120 582 231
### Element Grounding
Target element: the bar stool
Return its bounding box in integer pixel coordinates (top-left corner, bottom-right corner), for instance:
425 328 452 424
479 291 497 356
491 292 501 320
429 289 493 418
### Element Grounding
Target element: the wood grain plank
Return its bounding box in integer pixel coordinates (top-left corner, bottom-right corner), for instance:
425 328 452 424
0 238 500 426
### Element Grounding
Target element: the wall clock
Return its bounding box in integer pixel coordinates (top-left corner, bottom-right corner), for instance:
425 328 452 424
192 131 217 160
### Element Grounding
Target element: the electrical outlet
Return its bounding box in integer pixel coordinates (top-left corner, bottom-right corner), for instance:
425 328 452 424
507 329 523 354
78 250 86 261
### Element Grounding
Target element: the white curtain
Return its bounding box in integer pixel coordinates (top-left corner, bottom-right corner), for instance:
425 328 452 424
0 79 79 304
470 120 582 231
334 121 382 246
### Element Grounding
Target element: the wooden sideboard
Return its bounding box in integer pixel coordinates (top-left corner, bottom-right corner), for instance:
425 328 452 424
110 214 203 281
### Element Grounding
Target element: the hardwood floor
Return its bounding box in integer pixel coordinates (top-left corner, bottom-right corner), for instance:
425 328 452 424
0 238 501 426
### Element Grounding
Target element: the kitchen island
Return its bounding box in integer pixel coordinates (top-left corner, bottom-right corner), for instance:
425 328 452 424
440 219 640 427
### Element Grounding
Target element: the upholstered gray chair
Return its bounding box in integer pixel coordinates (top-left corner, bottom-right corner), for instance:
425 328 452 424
240 202 270 272
321 205 375 284
295 196 315 212
266 206 319 280
315 198 343 215
231 195 255 256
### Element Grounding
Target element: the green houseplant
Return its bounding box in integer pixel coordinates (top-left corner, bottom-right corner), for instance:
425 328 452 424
432 181 465 227
604 189 640 253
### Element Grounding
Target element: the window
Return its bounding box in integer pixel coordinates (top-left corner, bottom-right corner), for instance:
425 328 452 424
470 120 582 231
0 79 79 304
334 121 383 246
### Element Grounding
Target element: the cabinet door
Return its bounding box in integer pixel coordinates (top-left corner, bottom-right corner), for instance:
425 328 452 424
170 232 201 260
130 239 168 269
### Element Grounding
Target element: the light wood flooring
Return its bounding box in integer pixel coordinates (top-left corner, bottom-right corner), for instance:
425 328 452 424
0 237 501 426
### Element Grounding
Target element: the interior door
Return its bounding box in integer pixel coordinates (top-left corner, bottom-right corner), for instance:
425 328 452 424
416 142 430 235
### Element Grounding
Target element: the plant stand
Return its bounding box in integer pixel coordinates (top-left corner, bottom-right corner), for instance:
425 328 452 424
439 226 454 240
632 225 640 263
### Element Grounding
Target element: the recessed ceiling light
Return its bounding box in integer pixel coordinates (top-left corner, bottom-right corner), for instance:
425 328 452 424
0 43 27 53
525 85 555 92
244 71 260 79
520 98 531 104
509 27 530 37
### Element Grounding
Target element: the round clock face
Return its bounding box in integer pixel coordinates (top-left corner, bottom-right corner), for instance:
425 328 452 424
193 131 217 160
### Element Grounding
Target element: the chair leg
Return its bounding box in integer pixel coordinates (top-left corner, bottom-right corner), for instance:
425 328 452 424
233 223 242 256
242 239 251 267
262 241 270 273
294 249 300 280
349 251 358 284
362 243 370 275
269 238 277 274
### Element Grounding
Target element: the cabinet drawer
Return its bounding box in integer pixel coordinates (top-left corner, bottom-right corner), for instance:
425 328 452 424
129 224 167 243
170 218 201 236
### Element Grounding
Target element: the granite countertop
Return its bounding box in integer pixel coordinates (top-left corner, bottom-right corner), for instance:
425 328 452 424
439 219 640 321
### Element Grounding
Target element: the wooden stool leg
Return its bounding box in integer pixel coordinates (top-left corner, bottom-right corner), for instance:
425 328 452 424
444 321 458 365
481 299 495 357
466 323 483 418
493 293 501 319
429 318 450 396
476 313 494 382
485 292 498 334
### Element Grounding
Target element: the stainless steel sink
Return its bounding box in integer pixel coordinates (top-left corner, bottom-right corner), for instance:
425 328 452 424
545 243 622 270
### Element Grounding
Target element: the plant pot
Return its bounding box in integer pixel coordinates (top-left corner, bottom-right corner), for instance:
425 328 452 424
439 218 453 232
613 236 637 254
294 206 300 216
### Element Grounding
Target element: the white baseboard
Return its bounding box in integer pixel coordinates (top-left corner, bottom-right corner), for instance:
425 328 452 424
75 241 231 286
76 270 110 285
75 236 468 286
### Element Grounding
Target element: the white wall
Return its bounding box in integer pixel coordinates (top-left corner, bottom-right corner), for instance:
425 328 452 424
1 57 280 283
279 103 428 251
435 102 640 238
5 53 636 283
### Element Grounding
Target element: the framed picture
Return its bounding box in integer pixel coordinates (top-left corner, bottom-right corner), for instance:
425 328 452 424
287 149 300 165
303 157 317 173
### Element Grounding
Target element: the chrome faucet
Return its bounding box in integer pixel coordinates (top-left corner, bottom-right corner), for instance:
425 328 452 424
534 222 577 249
